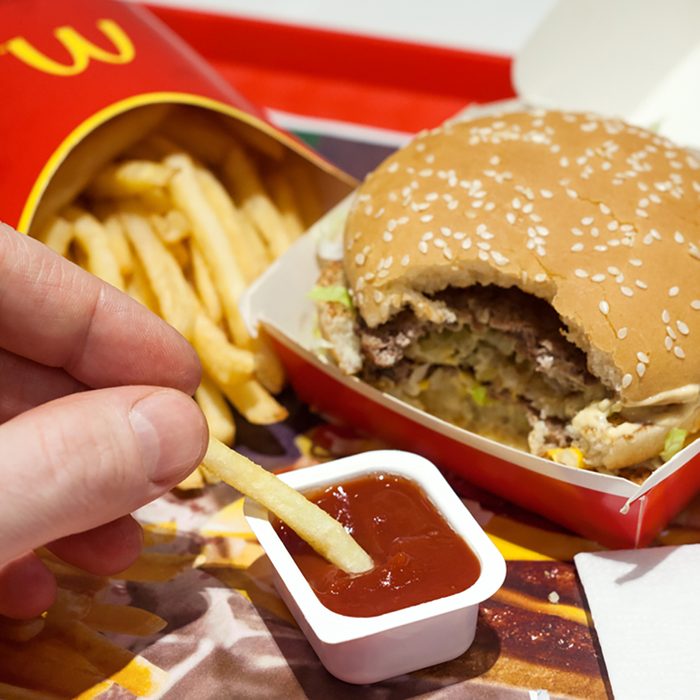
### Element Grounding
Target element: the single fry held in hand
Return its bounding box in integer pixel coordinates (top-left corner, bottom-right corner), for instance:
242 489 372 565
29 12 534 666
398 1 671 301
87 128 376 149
28 106 323 489
202 438 374 574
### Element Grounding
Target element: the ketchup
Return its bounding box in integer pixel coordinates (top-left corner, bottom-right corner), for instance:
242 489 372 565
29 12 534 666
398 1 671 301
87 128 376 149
274 473 481 617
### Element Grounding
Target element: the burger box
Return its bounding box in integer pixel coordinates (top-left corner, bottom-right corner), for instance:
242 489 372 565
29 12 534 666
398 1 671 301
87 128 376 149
241 0 700 549
0 0 354 235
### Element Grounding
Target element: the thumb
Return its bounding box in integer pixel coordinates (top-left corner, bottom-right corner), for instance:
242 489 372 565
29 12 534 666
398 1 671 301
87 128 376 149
0 386 207 565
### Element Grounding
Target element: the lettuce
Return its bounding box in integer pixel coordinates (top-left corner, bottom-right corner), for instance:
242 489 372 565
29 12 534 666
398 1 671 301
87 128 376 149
308 285 353 308
661 427 688 462
470 384 489 406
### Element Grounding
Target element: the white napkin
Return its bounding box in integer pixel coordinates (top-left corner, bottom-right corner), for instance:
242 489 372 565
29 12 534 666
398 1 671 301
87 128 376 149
574 545 700 700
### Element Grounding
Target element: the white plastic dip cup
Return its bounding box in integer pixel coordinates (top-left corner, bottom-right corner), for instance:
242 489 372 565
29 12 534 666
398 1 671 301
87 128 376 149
244 449 506 684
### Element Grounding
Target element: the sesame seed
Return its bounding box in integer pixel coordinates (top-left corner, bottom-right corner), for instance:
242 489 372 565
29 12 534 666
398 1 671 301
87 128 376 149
418 241 429 254
635 280 648 289
571 243 584 252
477 241 491 251
674 231 685 244
387 162 399 173
677 320 690 335
665 336 674 351
622 373 633 388
462 238 472 250
636 362 646 377
441 226 452 237
669 286 680 297
581 216 594 226
617 327 628 339
599 300 610 315
662 309 671 323
447 200 459 210
630 258 642 267
373 290 383 303
674 346 686 359
506 212 516 224
608 266 621 275
692 300 700 310
540 189 554 198
421 231 433 241
621 286 634 297
478 251 489 262
575 269 589 278
401 255 410 267
534 273 547 282
599 203 611 215
667 325 677 340
571 227 584 236
491 251 509 266
383 231 393 242
637 351 650 364
434 238 446 249
592 273 606 282
420 214 434 223
355 253 366 265
443 247 454 260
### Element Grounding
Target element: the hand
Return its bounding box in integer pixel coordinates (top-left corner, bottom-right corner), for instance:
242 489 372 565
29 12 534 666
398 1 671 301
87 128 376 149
0 223 208 619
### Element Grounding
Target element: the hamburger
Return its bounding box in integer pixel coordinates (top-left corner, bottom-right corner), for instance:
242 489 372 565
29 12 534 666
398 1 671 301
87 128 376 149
312 109 700 477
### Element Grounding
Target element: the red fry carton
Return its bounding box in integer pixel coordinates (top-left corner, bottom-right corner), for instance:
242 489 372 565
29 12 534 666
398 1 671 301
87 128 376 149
0 0 353 233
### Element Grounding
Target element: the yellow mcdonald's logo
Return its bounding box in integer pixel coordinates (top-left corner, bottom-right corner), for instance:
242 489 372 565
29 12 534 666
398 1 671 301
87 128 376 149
0 19 134 76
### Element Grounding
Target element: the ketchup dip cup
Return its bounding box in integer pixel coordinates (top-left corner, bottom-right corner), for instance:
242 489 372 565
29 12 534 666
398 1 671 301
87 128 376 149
244 449 507 684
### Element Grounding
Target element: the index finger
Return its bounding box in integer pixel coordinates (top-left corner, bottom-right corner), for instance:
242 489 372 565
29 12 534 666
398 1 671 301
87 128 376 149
0 223 200 393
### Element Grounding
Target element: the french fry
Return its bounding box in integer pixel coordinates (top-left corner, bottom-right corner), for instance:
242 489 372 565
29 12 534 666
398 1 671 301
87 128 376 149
175 467 205 490
126 255 160 313
195 372 235 446
192 313 255 386
266 169 305 239
252 337 286 395
65 207 124 291
194 165 270 282
202 438 373 574
167 239 190 269
222 377 287 425
222 144 292 258
165 152 250 344
120 210 198 338
150 209 190 244
86 160 173 199
190 241 222 324
35 216 73 257
101 213 133 276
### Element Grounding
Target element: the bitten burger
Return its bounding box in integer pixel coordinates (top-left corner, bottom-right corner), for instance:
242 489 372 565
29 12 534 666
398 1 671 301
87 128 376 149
313 109 700 477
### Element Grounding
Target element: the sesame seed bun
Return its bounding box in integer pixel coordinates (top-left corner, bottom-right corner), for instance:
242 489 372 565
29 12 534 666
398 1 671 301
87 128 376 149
344 109 700 405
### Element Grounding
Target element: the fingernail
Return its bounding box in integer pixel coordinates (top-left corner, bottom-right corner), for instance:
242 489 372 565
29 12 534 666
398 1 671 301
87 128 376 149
129 390 207 484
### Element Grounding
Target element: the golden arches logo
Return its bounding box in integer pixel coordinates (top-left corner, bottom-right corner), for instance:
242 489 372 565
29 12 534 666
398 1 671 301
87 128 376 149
0 19 134 76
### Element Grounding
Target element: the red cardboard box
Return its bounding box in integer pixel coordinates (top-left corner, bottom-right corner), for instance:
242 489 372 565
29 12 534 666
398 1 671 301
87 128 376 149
0 0 353 234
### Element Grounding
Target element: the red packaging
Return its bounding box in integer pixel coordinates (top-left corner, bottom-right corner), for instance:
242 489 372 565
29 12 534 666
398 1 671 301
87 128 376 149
0 0 353 233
